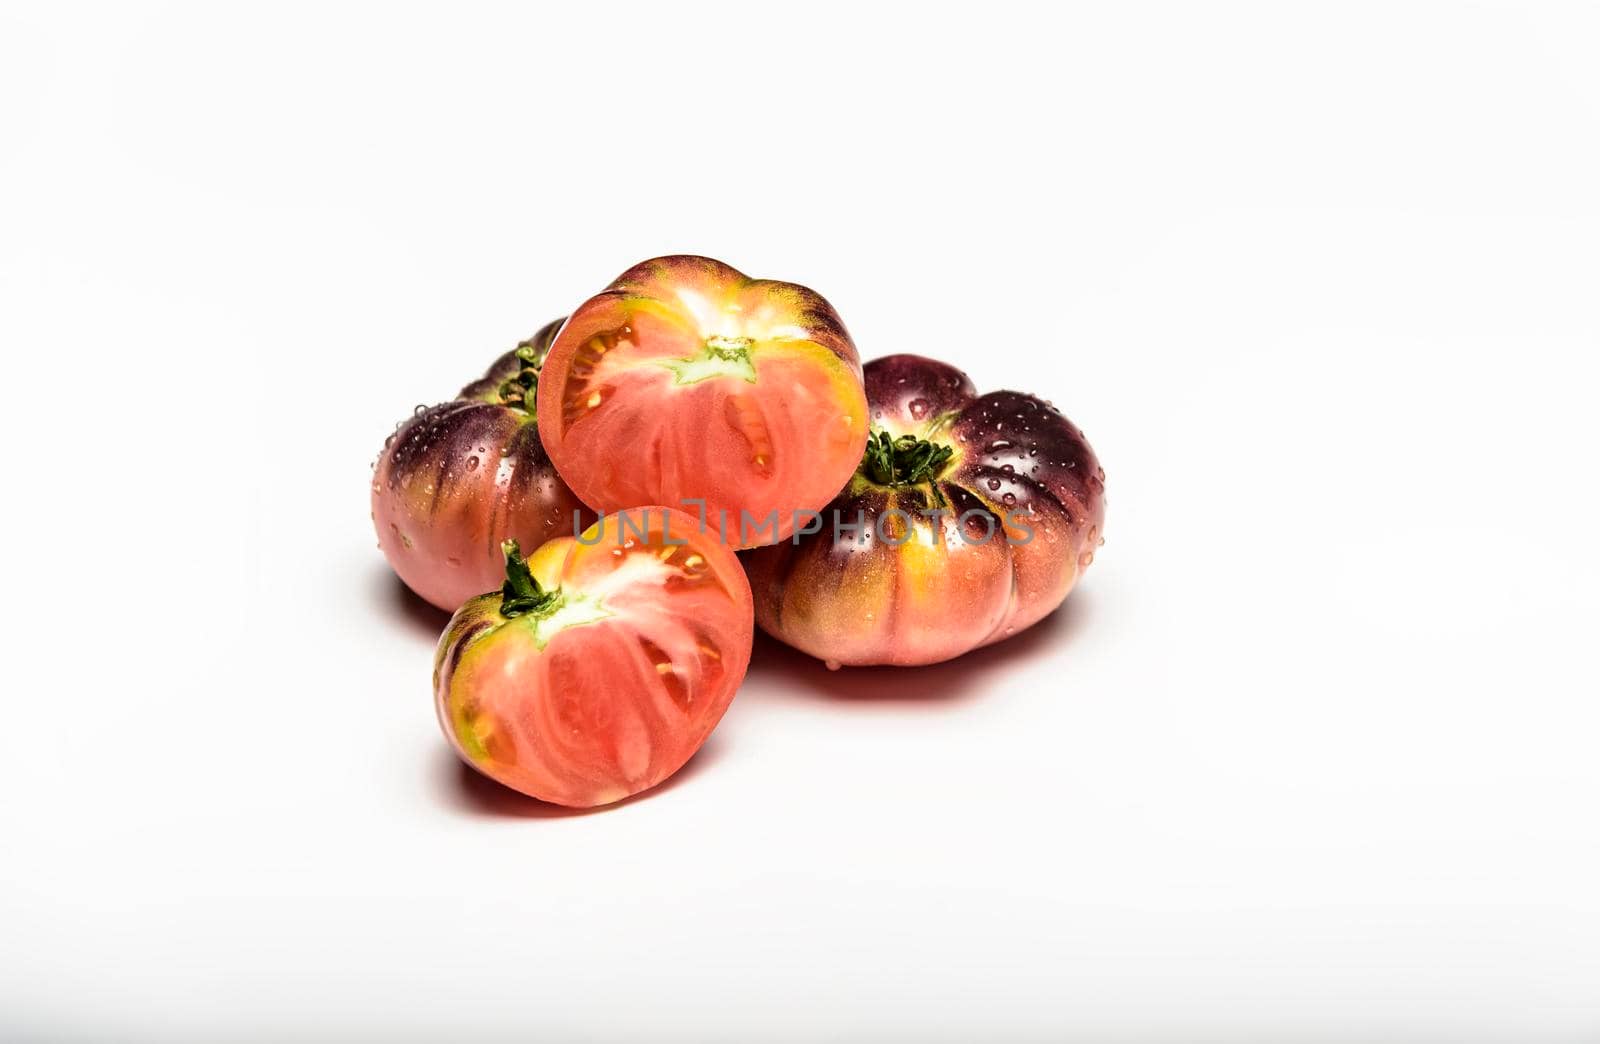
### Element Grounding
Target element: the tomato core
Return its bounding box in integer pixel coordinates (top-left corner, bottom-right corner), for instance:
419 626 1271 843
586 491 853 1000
663 335 759 385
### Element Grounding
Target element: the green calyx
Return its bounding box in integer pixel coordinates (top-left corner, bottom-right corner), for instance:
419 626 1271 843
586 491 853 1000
499 539 558 618
860 430 955 487
496 539 615 648
496 339 547 410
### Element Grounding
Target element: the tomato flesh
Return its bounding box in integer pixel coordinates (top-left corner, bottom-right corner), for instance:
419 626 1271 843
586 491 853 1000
435 507 753 807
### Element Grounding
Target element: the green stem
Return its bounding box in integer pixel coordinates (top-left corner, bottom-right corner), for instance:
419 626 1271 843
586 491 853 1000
861 430 955 486
496 339 548 409
499 540 558 618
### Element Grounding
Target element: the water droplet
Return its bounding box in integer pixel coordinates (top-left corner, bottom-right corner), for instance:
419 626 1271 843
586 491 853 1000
825 659 842 672
1001 492 1016 506
413 404 427 416
1078 550 1095 569
908 398 930 420
1001 463 1013 474
986 478 1002 491
465 455 480 471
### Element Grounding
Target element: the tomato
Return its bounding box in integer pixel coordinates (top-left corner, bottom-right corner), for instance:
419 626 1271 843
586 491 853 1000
373 319 594 611
434 507 753 807
741 354 1106 667
536 256 869 547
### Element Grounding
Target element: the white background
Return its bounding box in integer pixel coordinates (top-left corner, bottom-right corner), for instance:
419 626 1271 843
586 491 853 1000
3 2 1598 1041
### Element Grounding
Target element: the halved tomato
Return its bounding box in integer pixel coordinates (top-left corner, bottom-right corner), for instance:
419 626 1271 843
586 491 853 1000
434 506 753 807
536 256 869 547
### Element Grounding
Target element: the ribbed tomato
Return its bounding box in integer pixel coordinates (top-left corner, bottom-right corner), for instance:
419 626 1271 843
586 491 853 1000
373 319 593 611
434 507 753 808
536 256 869 547
742 354 1106 667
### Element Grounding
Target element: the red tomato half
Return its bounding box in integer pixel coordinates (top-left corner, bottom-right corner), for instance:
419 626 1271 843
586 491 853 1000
536 256 869 547
742 354 1106 667
373 320 594 611
434 507 753 808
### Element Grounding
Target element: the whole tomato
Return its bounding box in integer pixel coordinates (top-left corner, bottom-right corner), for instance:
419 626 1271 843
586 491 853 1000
373 319 593 611
741 354 1106 667
536 255 869 547
435 507 753 808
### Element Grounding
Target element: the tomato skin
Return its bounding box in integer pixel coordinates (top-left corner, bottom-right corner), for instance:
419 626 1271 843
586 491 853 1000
435 507 753 807
536 256 869 547
742 354 1106 667
373 320 594 611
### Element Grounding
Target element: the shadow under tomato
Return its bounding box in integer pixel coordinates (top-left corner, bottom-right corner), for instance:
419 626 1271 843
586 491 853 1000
371 565 452 641
434 735 728 819
744 590 1094 704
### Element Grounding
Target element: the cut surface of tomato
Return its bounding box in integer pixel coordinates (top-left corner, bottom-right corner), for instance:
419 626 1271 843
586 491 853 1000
435 506 753 807
537 256 868 547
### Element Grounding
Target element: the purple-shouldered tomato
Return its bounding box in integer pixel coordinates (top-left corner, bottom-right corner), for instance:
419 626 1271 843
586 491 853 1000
742 354 1106 667
373 319 594 611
